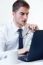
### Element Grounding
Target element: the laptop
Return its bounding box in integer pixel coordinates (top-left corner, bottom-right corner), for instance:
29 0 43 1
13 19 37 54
18 30 43 62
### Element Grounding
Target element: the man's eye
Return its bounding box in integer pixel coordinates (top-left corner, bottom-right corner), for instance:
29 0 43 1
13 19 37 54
20 12 29 16
20 13 24 15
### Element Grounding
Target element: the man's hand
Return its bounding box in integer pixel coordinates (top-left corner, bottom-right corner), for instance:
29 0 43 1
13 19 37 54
18 48 28 55
25 23 39 31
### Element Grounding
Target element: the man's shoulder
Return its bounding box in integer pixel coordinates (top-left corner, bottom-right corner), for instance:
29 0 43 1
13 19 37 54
0 21 12 33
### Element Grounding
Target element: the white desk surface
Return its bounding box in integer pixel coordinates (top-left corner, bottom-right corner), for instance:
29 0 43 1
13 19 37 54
0 59 43 65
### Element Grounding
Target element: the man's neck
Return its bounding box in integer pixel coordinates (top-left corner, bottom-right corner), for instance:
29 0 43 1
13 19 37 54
13 22 22 29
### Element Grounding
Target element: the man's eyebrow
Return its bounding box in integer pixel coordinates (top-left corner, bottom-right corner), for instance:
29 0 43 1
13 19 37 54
20 12 29 14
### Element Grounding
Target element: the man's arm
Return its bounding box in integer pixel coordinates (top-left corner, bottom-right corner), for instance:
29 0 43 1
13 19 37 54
18 23 39 55
0 26 7 60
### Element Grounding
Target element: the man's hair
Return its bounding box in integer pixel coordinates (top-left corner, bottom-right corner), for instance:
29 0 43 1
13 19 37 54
12 0 30 12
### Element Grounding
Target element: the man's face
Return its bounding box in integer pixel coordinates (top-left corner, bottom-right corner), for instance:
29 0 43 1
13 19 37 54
13 7 29 28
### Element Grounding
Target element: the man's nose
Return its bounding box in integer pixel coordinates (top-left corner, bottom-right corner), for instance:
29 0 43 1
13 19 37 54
24 14 27 19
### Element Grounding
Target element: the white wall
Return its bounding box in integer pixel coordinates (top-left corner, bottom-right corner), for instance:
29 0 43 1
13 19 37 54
0 0 43 29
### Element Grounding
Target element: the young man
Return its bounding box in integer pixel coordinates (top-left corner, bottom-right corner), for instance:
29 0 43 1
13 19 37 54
0 0 38 60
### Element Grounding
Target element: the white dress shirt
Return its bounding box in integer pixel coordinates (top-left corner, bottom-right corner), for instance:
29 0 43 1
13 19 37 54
0 21 33 60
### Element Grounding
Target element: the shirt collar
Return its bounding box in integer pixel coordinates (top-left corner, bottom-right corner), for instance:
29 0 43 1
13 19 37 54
11 21 24 33
11 21 19 32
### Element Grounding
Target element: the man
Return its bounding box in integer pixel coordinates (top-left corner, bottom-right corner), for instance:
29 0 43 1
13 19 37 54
0 0 38 60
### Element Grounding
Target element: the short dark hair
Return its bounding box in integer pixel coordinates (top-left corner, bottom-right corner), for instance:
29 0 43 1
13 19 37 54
12 0 30 12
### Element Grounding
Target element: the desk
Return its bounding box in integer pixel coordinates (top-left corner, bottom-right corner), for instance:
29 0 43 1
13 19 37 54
17 60 43 65
0 59 43 65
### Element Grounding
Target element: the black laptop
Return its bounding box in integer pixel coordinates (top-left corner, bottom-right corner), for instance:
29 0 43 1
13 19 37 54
18 30 43 62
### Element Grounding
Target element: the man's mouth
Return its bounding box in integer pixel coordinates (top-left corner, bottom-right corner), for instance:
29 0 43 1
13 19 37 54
23 20 26 23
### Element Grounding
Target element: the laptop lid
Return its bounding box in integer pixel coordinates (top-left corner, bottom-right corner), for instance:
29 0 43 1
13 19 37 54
28 30 43 61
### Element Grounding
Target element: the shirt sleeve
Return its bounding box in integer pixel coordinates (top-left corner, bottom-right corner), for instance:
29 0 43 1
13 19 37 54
0 25 18 61
0 25 7 60
24 30 34 51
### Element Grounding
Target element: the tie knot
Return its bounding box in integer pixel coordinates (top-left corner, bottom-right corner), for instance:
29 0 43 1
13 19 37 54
18 29 23 33
18 29 23 38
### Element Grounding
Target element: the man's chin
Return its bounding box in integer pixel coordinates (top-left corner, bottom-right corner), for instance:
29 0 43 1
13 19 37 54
20 23 26 27
22 24 25 27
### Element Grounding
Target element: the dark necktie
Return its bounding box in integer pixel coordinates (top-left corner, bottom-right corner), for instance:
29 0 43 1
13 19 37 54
18 29 23 49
